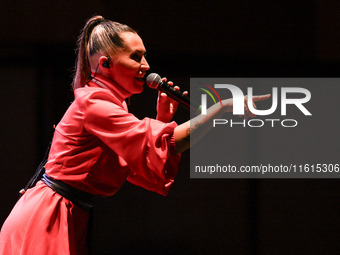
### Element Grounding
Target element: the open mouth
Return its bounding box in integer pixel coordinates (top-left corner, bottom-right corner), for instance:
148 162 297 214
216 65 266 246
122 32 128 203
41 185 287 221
134 77 145 82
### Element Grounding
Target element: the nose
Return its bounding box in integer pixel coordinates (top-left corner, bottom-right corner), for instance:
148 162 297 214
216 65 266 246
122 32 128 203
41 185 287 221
140 56 150 71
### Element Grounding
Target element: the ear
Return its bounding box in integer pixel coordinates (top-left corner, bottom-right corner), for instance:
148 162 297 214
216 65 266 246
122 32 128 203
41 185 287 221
99 56 112 70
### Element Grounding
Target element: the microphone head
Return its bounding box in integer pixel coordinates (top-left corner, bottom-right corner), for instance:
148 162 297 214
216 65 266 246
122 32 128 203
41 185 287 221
146 73 161 89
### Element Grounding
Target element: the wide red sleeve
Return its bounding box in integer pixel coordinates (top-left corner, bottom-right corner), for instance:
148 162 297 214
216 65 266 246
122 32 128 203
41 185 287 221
83 91 181 196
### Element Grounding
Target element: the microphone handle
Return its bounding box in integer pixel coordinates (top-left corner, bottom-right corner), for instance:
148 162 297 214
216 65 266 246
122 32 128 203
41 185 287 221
158 82 199 112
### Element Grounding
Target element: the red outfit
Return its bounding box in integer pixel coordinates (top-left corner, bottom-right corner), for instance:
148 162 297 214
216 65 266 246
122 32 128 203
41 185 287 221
0 75 180 254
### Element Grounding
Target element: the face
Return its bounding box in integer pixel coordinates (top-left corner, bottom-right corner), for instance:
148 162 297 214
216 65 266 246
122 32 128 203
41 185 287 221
109 32 150 94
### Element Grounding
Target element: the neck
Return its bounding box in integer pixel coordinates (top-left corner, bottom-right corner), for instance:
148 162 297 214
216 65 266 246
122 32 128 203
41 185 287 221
89 73 132 102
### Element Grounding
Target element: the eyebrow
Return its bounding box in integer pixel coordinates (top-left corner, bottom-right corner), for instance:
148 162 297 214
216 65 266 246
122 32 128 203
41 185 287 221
131 49 146 55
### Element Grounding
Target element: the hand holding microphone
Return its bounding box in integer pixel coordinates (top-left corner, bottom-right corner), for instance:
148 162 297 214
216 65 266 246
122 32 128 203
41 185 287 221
156 78 180 122
145 73 186 122
146 73 194 112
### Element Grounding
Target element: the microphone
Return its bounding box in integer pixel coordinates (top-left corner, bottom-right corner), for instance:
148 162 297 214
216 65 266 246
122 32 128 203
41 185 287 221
146 73 198 112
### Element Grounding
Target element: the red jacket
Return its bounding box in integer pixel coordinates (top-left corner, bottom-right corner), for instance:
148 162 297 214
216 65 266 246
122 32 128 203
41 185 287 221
0 74 180 254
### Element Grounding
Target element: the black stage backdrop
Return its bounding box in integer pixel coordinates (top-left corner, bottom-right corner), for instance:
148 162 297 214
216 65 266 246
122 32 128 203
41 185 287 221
0 1 339 254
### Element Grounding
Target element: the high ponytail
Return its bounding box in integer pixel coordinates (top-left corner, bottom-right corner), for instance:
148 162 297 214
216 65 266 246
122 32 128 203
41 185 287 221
72 15 136 90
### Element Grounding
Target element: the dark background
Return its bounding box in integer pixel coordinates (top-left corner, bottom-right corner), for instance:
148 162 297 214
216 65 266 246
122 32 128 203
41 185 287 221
1 0 339 254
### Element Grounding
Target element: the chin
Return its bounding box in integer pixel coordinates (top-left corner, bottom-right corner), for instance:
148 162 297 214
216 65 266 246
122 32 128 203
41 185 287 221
131 82 145 94
133 87 144 94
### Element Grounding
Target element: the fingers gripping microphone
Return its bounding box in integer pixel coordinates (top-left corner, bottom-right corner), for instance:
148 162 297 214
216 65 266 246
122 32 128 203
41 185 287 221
146 73 197 112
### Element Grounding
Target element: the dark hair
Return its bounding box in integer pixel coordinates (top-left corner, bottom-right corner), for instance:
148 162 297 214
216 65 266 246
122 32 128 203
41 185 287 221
72 15 136 89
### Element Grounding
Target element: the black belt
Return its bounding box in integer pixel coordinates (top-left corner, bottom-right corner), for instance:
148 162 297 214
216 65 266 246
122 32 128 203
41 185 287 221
41 173 95 211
